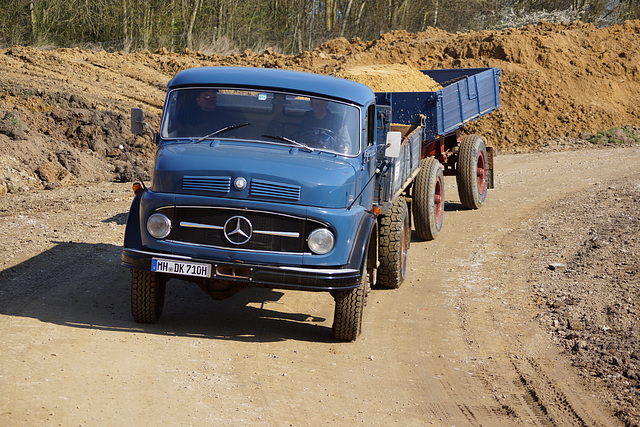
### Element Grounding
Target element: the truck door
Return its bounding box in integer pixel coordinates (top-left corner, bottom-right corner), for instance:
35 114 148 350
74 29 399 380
360 103 378 209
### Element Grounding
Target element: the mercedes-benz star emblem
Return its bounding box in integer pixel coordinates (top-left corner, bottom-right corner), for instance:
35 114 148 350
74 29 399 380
223 216 253 245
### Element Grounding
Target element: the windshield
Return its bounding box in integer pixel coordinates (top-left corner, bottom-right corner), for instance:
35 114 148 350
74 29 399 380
161 88 361 156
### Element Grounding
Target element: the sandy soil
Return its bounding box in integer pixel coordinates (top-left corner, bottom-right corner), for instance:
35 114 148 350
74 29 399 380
1 146 639 425
1 20 640 193
1 19 640 426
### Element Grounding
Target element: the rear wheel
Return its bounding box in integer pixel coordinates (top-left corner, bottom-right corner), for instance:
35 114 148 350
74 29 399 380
377 196 409 289
333 256 368 341
457 134 488 209
131 269 166 323
413 157 444 240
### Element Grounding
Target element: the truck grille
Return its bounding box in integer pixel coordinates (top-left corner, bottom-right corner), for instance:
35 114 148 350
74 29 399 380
250 178 301 201
183 176 231 193
173 207 323 253
181 176 301 202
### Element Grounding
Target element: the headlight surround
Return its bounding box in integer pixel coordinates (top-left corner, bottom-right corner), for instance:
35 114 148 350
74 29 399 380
147 213 172 239
307 228 335 255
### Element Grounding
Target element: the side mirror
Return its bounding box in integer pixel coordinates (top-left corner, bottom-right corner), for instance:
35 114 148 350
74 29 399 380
385 131 402 158
131 108 145 134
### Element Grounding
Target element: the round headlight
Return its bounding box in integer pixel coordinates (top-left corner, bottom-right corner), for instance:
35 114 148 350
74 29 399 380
147 213 171 239
308 228 335 255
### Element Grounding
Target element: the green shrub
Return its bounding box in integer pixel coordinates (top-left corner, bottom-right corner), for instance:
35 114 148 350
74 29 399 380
588 127 640 146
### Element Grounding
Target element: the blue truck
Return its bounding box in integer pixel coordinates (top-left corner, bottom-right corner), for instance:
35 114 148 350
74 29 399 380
122 66 500 341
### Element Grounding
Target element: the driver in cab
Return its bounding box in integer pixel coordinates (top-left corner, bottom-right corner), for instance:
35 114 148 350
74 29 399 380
175 89 237 137
192 89 235 133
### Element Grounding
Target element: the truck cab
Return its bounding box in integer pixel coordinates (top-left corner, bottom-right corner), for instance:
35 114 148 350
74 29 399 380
122 67 390 341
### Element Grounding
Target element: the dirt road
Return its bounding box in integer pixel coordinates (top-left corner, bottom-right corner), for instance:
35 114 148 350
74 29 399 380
1 145 638 425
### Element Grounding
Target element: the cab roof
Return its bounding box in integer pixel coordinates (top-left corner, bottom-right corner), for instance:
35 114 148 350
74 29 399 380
167 66 375 107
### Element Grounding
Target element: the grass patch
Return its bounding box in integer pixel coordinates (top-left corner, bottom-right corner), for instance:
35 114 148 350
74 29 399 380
588 126 640 146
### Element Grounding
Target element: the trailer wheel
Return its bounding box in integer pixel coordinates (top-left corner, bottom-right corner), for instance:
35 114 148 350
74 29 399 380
131 269 166 323
377 196 409 289
457 134 488 210
333 256 368 341
413 157 444 240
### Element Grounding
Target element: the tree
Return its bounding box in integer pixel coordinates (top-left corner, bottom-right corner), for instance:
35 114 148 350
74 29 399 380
1 0 639 53
186 0 200 50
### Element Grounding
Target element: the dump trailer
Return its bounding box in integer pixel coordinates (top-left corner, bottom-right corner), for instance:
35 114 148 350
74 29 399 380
122 66 500 341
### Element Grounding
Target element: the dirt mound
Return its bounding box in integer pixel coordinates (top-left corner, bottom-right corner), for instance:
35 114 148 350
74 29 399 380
1 20 640 192
335 64 441 92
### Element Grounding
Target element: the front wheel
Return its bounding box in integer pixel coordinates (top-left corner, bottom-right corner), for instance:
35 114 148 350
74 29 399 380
457 134 488 209
131 269 166 323
377 196 410 289
413 157 444 241
333 256 369 341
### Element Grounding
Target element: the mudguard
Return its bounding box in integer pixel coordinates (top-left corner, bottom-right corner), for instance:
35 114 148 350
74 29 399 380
123 192 144 250
345 210 377 271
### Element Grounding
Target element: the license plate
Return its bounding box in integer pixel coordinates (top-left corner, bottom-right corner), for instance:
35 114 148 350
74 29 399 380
151 258 211 278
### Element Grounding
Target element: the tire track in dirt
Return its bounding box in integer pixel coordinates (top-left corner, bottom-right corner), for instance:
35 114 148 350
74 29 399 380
448 147 640 426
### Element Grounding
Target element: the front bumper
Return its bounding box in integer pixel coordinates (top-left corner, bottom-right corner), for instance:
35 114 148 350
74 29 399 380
122 248 361 292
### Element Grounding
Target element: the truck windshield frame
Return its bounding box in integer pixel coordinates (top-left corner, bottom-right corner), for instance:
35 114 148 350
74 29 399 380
160 87 362 157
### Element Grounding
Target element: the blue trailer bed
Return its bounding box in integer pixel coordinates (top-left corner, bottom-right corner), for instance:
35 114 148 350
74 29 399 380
375 67 501 140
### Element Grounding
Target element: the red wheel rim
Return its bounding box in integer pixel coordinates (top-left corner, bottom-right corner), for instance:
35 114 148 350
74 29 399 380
476 151 486 195
401 221 407 267
434 176 443 223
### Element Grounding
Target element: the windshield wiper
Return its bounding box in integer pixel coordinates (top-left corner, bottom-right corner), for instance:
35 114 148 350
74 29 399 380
196 122 251 143
261 134 314 152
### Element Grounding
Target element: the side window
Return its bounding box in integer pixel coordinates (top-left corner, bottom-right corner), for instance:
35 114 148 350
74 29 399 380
364 104 376 148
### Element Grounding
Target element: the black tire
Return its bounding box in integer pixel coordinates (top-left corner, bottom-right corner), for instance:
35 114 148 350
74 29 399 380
377 196 409 289
457 134 488 210
333 256 368 341
131 269 166 323
413 157 444 241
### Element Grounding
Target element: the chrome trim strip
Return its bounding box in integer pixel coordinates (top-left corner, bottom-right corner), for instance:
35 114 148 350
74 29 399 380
254 230 300 238
180 221 223 230
180 221 300 238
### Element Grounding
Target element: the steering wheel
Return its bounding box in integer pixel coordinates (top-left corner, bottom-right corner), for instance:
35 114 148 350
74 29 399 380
296 128 340 149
